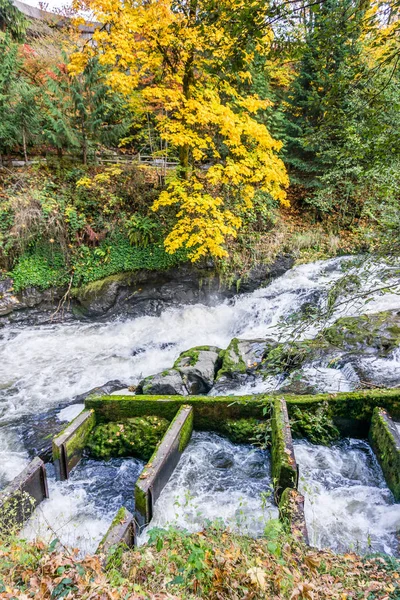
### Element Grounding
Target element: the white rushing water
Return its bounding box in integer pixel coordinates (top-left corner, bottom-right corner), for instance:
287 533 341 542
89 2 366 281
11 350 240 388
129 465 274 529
139 432 277 544
1 256 400 553
295 439 400 555
21 458 144 555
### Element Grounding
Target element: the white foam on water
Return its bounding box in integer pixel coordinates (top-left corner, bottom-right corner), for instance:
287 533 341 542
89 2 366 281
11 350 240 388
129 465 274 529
0 427 29 488
138 432 277 545
295 439 400 555
21 458 143 556
294 366 356 393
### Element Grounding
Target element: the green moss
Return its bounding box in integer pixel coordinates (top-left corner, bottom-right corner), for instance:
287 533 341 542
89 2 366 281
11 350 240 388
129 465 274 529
174 346 220 370
71 272 129 299
174 348 200 368
217 338 247 378
219 418 271 446
134 484 149 520
64 411 96 459
52 410 96 469
85 394 268 428
369 408 400 500
178 406 194 452
271 398 297 497
86 415 169 460
290 402 339 445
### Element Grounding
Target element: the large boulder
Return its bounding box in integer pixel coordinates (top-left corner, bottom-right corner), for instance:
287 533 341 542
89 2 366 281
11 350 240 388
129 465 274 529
321 311 400 356
136 369 188 395
217 338 275 380
174 346 222 394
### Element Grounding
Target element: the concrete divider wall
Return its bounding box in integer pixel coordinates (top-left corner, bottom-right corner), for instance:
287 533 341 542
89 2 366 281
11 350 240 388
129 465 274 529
86 394 265 427
52 409 96 480
86 389 400 435
135 405 193 528
97 507 135 559
0 457 48 532
271 398 298 501
279 488 309 544
369 407 400 501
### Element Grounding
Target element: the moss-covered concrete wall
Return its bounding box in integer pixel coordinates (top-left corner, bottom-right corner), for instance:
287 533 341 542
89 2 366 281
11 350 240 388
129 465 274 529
135 405 193 528
369 407 400 501
86 394 267 429
0 457 49 533
271 398 297 500
86 389 400 434
279 488 308 544
52 410 96 480
97 507 135 560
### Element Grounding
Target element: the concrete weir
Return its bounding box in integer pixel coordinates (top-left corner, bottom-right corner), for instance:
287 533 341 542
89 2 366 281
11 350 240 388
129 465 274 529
135 405 194 528
52 409 96 480
0 457 48 532
97 507 136 559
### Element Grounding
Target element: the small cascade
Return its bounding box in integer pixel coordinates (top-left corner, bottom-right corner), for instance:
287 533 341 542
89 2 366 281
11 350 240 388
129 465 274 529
21 458 144 556
138 432 277 544
294 439 400 555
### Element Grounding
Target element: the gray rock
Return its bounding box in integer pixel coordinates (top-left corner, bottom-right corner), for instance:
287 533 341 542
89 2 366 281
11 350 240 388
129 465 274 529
278 371 318 395
217 338 275 379
1 253 294 325
74 380 127 402
137 369 188 395
175 346 222 394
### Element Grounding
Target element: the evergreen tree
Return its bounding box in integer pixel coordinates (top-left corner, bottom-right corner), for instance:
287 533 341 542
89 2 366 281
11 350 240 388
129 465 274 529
284 0 369 204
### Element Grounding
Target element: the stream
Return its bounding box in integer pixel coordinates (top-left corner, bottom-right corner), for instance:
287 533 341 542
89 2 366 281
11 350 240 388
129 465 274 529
1 256 400 554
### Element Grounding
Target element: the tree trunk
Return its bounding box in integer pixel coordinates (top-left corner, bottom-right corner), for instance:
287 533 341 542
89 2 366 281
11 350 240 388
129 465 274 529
81 120 88 165
22 127 28 164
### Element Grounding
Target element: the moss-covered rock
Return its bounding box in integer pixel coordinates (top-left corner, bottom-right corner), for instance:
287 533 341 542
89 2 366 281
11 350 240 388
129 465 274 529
321 311 400 356
137 369 187 396
219 418 271 446
217 338 275 379
86 415 170 460
174 346 222 394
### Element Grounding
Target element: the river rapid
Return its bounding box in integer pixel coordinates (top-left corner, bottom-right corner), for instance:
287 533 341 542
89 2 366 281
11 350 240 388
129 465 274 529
1 256 400 554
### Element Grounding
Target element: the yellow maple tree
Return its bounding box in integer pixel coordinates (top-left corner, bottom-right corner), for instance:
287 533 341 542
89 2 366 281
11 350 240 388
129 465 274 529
70 0 289 261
